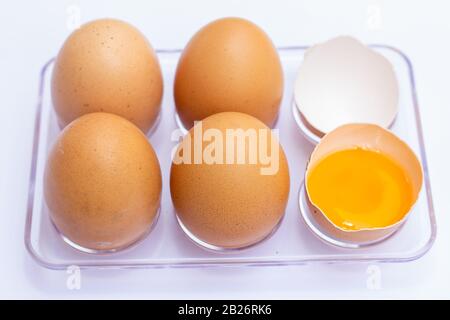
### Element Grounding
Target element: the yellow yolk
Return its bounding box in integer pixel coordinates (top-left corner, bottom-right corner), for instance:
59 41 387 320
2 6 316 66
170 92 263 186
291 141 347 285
306 148 414 231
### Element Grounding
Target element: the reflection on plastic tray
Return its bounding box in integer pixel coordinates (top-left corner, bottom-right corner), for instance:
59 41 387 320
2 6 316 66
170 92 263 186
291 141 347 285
25 46 436 269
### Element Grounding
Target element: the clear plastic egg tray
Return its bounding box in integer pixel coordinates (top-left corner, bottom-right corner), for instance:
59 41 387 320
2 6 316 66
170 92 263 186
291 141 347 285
25 45 436 269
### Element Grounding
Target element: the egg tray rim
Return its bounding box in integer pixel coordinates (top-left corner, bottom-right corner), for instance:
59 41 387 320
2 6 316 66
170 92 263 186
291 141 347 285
24 45 437 270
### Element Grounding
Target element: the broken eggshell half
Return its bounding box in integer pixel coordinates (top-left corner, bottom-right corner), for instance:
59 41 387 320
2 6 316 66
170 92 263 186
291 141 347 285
302 123 423 247
294 36 399 142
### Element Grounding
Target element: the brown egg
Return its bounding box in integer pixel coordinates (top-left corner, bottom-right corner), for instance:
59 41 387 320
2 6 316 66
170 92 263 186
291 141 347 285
52 18 163 133
170 112 290 249
174 17 284 130
44 113 162 252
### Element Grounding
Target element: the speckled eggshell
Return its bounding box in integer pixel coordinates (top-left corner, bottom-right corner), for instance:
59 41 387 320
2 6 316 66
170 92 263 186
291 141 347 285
174 17 284 130
51 18 163 133
170 112 290 249
44 113 162 251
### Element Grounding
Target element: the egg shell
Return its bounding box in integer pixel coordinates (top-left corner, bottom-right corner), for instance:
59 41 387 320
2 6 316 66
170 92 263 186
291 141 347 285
44 113 162 251
174 17 284 129
51 18 163 133
304 123 423 244
170 112 290 249
294 36 399 134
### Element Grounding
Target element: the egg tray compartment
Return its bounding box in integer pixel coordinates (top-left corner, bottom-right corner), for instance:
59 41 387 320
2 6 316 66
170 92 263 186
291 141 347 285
25 46 436 270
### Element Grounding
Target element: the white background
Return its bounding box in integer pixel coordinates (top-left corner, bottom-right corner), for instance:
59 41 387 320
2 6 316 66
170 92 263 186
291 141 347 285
0 0 449 299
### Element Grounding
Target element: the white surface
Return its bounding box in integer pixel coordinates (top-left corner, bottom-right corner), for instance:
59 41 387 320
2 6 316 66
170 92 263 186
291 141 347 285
0 0 449 299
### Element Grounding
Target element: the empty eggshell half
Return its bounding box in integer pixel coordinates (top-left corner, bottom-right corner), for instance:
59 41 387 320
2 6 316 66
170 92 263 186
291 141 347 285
294 36 399 135
304 123 423 245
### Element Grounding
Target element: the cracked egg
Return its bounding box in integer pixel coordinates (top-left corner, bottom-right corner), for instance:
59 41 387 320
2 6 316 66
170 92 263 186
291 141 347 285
303 123 422 246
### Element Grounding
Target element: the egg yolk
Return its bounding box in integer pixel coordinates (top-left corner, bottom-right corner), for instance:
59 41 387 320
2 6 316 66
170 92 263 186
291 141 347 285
306 148 414 230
